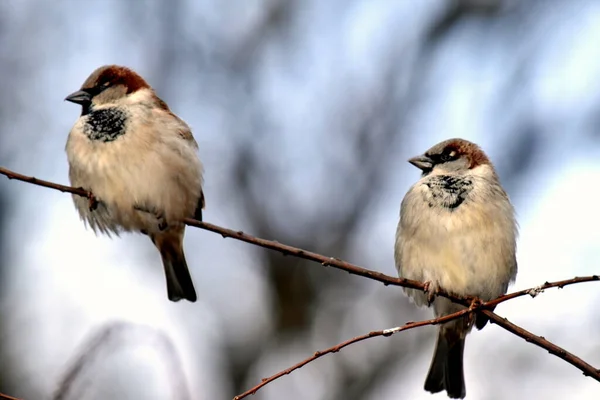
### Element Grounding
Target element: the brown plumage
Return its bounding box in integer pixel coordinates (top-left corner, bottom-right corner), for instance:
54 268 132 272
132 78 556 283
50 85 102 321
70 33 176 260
65 65 205 302
396 138 517 398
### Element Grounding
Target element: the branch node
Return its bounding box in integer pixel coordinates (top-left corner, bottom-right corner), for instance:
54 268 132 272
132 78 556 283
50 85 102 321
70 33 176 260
2 167 600 398
527 285 545 298
382 328 396 337
321 257 336 267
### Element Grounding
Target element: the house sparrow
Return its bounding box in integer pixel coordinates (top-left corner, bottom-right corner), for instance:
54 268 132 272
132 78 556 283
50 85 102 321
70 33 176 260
394 138 517 398
65 65 204 302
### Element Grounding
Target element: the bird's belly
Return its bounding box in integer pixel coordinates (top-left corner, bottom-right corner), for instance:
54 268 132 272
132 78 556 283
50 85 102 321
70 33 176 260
68 136 198 234
399 216 510 305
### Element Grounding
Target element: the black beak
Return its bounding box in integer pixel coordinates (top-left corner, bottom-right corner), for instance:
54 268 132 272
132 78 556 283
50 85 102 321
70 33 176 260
408 154 434 171
65 89 92 105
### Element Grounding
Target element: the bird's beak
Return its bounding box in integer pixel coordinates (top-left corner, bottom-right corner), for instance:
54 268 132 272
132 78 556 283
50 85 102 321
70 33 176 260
65 90 91 105
408 154 434 171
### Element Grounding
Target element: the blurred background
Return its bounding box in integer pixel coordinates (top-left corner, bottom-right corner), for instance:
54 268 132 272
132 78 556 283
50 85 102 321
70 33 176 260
0 0 599 399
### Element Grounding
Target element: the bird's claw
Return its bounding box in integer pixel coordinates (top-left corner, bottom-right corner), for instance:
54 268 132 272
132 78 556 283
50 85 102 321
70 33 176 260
424 281 437 306
467 297 483 325
87 193 98 211
468 297 482 311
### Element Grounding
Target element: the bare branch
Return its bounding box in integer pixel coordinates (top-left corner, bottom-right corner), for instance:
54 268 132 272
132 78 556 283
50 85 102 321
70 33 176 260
1 167 597 302
234 277 600 399
482 310 600 378
2 166 599 397
0 167 87 197
0 392 23 400
233 307 475 399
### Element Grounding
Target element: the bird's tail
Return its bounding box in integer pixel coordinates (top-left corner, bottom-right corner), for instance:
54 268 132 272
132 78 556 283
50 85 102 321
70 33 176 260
151 229 197 302
424 328 466 399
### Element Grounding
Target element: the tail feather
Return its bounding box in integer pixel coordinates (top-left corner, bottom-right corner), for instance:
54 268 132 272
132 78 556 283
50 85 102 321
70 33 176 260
424 330 466 399
152 231 197 302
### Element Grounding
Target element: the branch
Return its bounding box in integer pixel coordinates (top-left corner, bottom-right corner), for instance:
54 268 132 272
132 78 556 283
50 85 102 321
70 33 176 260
233 307 476 399
234 277 600 399
0 392 23 400
0 167 87 197
0 167 439 293
1 167 597 303
482 310 600 378
2 167 599 396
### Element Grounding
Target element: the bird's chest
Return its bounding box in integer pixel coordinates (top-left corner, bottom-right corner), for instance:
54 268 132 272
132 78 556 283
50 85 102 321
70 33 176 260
68 107 138 173
400 175 477 242
67 107 146 195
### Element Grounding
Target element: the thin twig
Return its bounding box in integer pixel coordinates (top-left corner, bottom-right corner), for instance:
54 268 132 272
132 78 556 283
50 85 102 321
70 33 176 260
0 392 23 400
0 167 88 197
2 167 598 304
233 307 475 399
482 310 600 378
233 277 600 399
2 166 599 396
0 166 466 301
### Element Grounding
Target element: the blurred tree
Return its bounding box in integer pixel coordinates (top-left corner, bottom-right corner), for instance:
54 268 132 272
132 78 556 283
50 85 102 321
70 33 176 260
2 0 597 399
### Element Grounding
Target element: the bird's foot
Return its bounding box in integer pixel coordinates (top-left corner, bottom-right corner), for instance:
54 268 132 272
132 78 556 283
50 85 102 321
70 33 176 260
87 192 98 211
467 297 483 325
423 281 438 306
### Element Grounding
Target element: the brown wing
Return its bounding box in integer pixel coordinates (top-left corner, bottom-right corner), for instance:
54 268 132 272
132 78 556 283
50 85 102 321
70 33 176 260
176 122 202 221
154 92 199 146
155 94 203 220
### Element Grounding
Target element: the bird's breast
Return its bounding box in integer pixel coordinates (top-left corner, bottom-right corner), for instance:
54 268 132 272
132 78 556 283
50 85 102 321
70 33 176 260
396 175 517 300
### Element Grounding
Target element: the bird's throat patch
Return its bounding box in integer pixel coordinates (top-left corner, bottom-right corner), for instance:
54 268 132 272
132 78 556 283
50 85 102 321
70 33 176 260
424 175 473 209
83 107 128 142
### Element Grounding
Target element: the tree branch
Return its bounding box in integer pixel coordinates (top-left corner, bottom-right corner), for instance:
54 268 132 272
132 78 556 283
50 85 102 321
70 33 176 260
233 277 600 399
233 307 476 399
0 167 437 292
482 310 600 378
1 166 599 398
0 392 23 400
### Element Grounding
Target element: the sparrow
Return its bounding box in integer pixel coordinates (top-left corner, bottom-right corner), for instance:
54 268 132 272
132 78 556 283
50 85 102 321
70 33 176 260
394 138 517 398
65 65 205 302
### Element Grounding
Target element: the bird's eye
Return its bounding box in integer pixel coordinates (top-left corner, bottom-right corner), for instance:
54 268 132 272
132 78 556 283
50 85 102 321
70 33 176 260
102 81 111 87
439 150 457 162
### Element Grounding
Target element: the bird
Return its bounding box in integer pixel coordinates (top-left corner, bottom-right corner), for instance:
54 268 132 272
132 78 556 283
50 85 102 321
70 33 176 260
394 138 517 398
64 65 205 302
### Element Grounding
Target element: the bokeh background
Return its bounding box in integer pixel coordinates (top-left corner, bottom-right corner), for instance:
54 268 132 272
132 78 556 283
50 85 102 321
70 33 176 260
1 0 600 399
